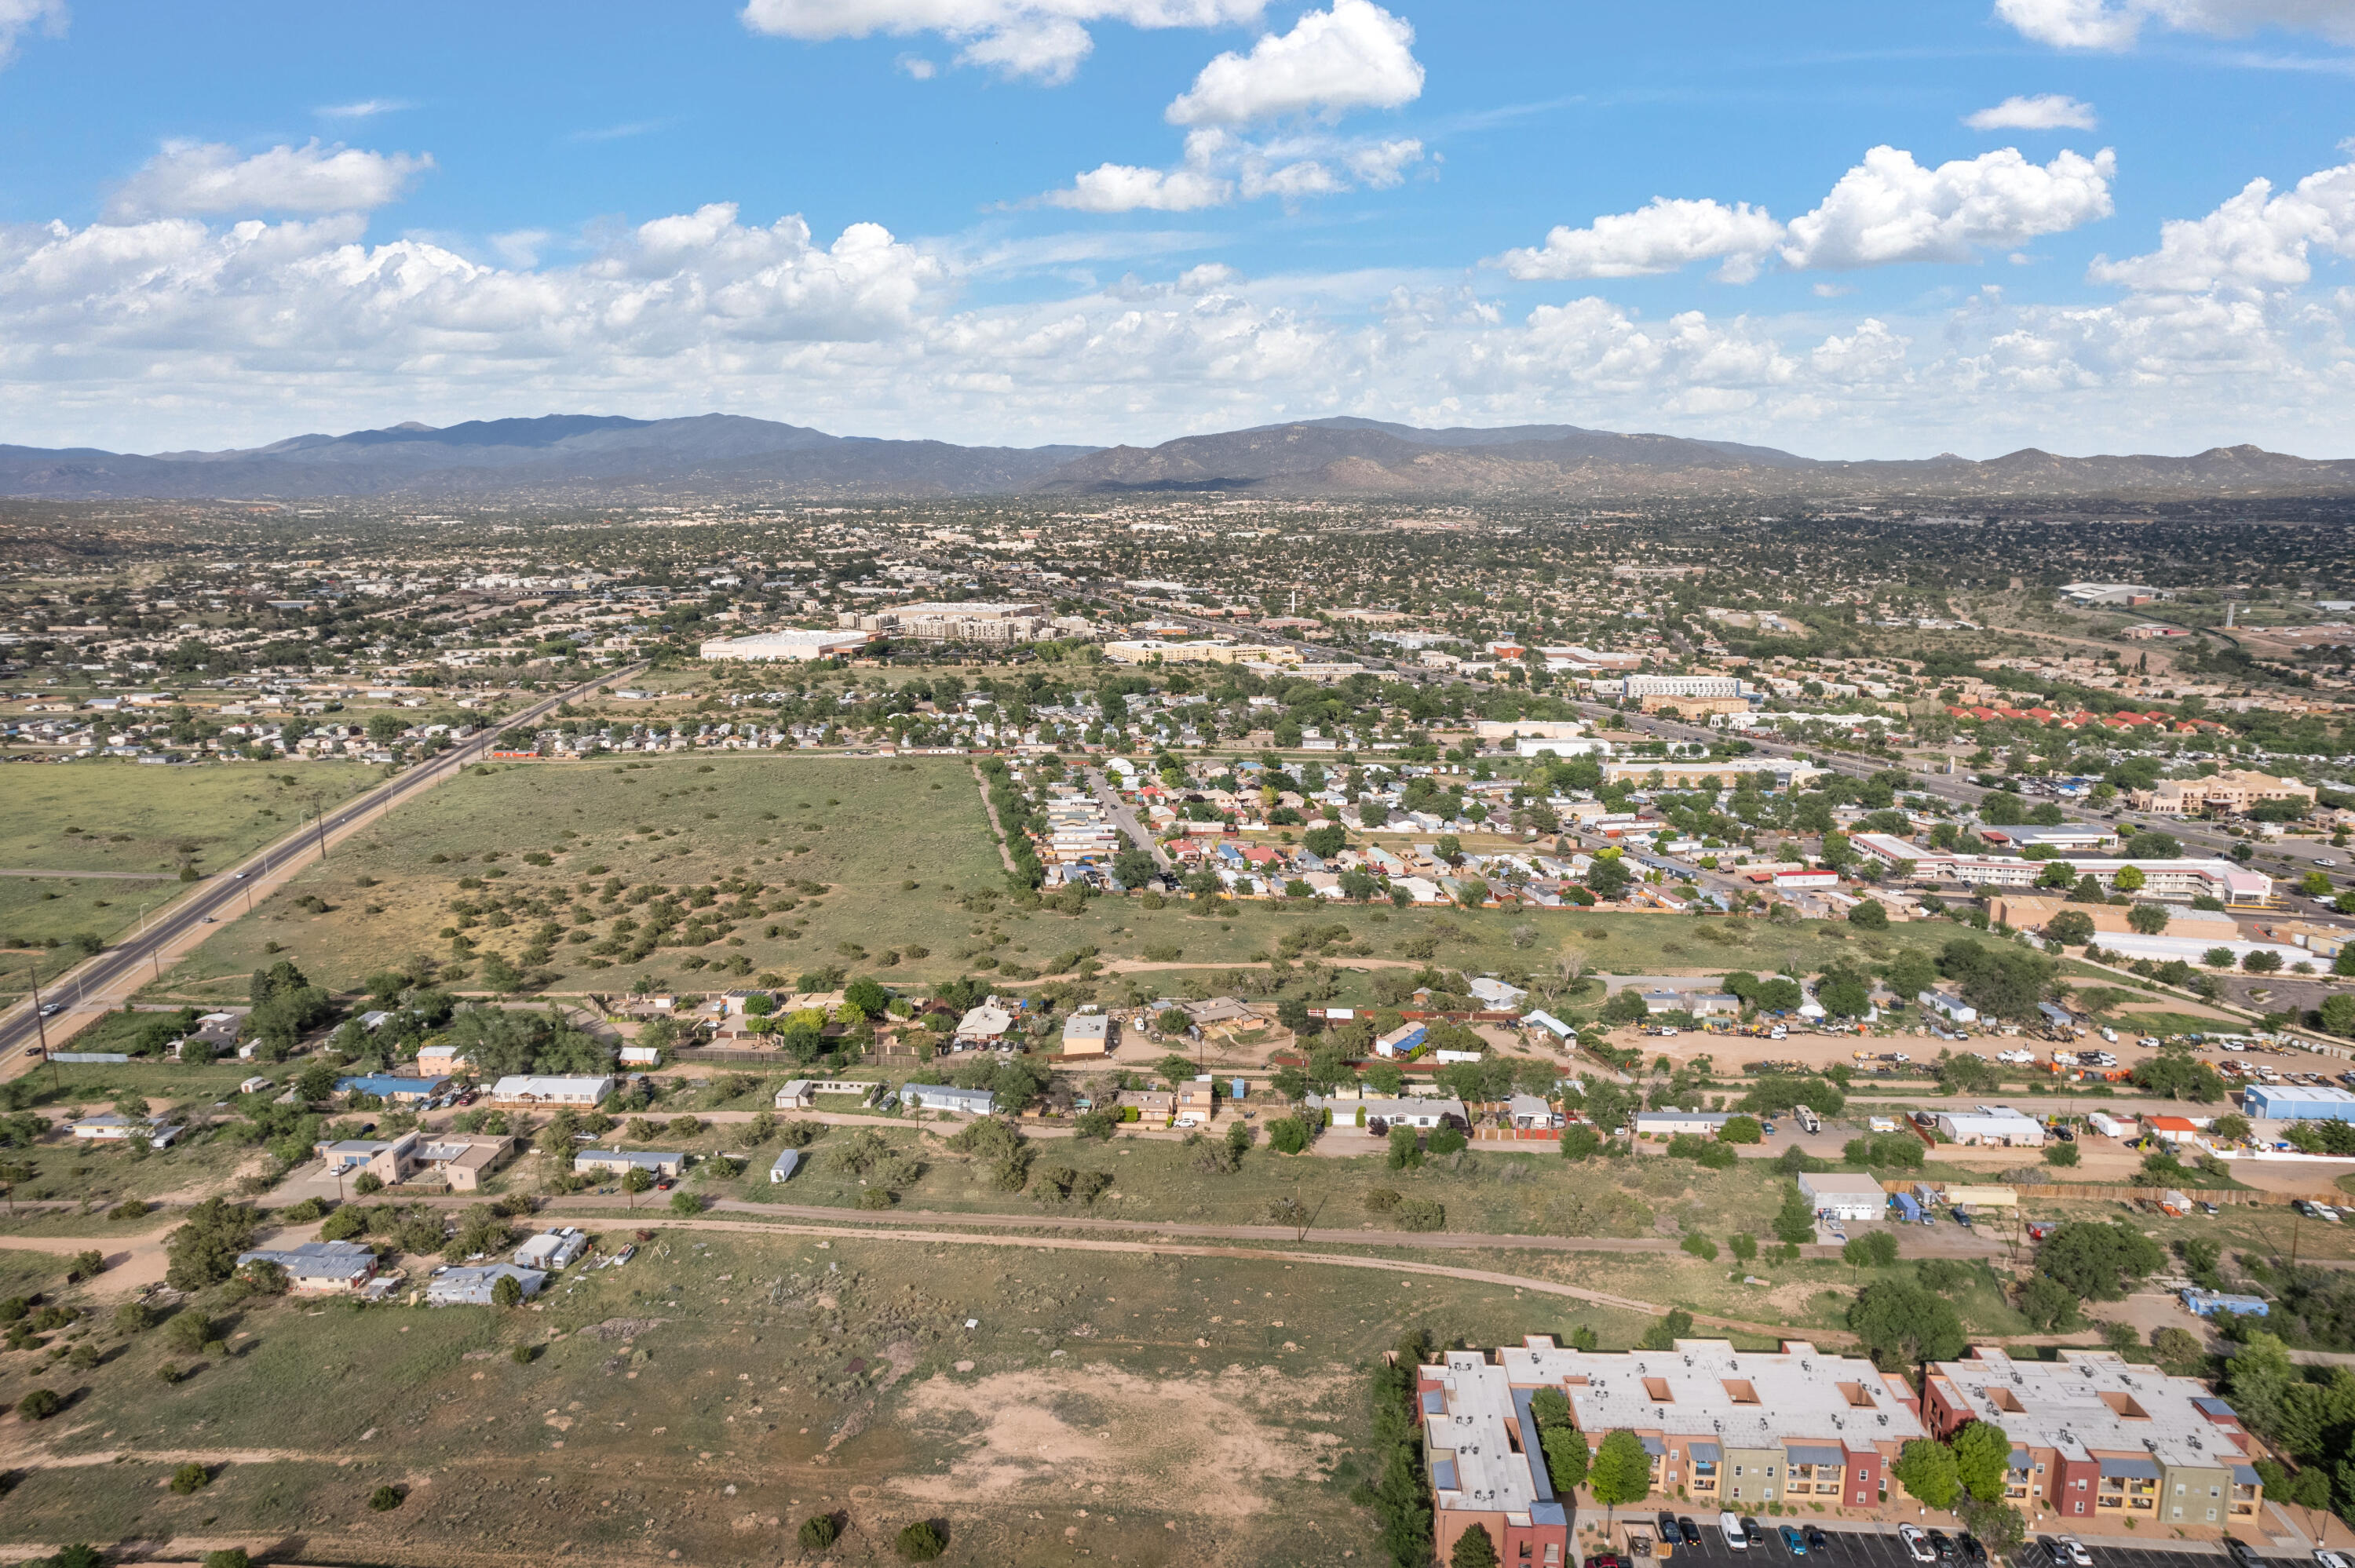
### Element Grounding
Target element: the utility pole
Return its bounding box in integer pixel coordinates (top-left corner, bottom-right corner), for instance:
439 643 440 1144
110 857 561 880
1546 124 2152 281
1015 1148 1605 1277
310 792 328 860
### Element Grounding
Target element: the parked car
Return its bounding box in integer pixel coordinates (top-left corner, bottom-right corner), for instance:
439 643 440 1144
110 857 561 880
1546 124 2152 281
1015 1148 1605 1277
2313 1551 2350 1568
1780 1526 1807 1555
1900 1526 1937 1565
1656 1512 1678 1541
1678 1518 1701 1547
2225 1541 2262 1568
2055 1534 2093 1566
1958 1533 1988 1566
1740 1518 1765 1550
1720 1512 1748 1550
1928 1529 1956 1562
1805 1528 1829 1554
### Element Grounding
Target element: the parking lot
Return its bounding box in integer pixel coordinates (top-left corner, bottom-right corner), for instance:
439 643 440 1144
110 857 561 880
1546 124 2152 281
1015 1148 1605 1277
1603 1519 2237 1568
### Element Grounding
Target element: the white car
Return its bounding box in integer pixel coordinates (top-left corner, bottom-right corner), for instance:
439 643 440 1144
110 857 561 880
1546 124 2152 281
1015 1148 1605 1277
2313 1552 2350 1568
2056 1535 2092 1566
1900 1525 1936 1564
1720 1512 1748 1550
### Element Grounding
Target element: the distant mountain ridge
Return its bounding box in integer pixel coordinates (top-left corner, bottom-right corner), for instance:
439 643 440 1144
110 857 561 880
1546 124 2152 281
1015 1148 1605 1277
0 411 2349 502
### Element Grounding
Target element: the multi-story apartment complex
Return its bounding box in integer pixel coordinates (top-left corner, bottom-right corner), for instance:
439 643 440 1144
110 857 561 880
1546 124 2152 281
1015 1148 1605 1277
1615 673 1749 700
1419 1338 1926 1566
1601 758 1828 790
1923 1347 2263 1528
1845 837 2274 907
849 601 1056 643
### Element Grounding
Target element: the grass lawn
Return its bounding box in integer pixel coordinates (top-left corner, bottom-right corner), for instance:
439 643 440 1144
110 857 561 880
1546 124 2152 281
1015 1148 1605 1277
0 1121 259 1219
0 1225 1656 1567
137 751 1969 1013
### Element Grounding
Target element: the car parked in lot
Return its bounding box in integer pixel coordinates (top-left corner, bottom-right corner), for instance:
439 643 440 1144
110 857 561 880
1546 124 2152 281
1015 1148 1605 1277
1957 1533 1987 1566
2054 1534 2092 1566
1658 1512 1679 1541
1740 1519 1765 1550
2225 1540 2261 1568
2313 1550 2350 1568
1900 1526 1937 1565
1928 1529 1955 1562
1678 1518 1701 1547
1804 1527 1829 1554
1720 1512 1748 1549
1780 1526 1807 1555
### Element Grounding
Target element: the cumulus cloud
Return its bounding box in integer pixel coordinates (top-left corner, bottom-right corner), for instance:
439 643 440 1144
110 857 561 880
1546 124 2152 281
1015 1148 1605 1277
1994 0 2355 50
1965 93 2099 130
2087 160 2355 290
1777 144 2116 270
1495 197 1785 283
108 140 433 219
1046 162 1232 211
0 0 65 67
1165 0 1422 125
739 0 1266 83
1041 125 1418 211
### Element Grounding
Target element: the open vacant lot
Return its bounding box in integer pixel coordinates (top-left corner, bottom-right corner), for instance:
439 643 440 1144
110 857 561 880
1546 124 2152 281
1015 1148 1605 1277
0 760 378 877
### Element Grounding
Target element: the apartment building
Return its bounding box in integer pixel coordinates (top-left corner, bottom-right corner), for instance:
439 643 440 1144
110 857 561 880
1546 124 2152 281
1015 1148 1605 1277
1849 844 2274 906
698 628 875 661
1601 758 1828 790
1922 1347 2262 1528
1417 1336 1927 1561
2128 770 2317 818
851 601 1055 644
1614 674 1749 700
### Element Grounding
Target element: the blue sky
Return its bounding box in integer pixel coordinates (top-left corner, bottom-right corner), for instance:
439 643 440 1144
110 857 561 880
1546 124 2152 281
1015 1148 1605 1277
2 0 2354 458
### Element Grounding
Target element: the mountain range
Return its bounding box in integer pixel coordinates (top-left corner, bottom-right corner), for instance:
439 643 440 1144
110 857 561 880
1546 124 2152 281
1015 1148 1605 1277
2 411 2351 502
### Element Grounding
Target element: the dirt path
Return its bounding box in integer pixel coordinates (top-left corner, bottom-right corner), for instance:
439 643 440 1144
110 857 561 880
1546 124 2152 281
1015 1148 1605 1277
564 1212 1842 1343
971 761 1017 876
0 1226 178 1298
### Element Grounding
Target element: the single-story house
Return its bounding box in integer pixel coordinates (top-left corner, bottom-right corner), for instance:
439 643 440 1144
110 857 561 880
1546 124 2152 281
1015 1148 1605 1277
1634 1108 1733 1139
769 1148 802 1183
1688 992 1743 1017
1061 1012 1112 1056
2182 1289 2269 1318
514 1227 590 1271
426 1263 546 1307
1919 990 1979 1025
904 1083 997 1117
1507 1092 1561 1129
314 1131 422 1185
1467 977 1529 1011
574 1148 686 1178
1117 1088 1175 1123
68 1114 155 1143
617 1044 662 1067
1311 1092 1468 1131
414 1133 514 1191
954 1002 1015 1045
235 1239 380 1293
1375 1023 1427 1058
1798 1171 1889 1221
487 1074 614 1109
334 1074 450 1104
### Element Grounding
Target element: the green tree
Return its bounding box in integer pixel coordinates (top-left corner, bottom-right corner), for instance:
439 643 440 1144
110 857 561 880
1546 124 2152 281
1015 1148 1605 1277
16 1387 62 1420
1891 1437 1961 1508
1848 1278 1965 1368
670 1189 703 1216
1772 1183 1816 1245
2043 909 2096 946
799 1515 840 1551
491 1272 524 1308
2044 1140 2082 1168
895 1519 946 1561
2037 1220 2166 1300
1951 1420 2011 1502
1451 1524 1501 1568
2016 1275 2082 1333
164 1198 259 1291
2127 902 2171 935
1530 1386 1588 1493
622 1166 654 1206
1587 1428 1653 1522
170 1461 210 1494
1843 1231 1900 1269
1387 1125 1422 1169
203 1552 254 1568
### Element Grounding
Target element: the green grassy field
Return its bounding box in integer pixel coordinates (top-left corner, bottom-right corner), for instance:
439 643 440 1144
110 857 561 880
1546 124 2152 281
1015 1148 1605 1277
0 1225 1660 1568
134 751 1969 1012
0 760 378 876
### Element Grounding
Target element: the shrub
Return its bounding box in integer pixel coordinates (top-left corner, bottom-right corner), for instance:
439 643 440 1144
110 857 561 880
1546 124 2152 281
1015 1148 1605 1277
799 1515 840 1550
895 1519 946 1561
857 1188 895 1209
1364 1187 1403 1213
1394 1198 1447 1232
108 1198 150 1221
1426 1125 1467 1157
170 1462 210 1494
203 1552 254 1568
511 1343 537 1365
16 1387 62 1420
368 1485 404 1511
1681 1233 1719 1261
670 1190 704 1216
2045 1141 2082 1168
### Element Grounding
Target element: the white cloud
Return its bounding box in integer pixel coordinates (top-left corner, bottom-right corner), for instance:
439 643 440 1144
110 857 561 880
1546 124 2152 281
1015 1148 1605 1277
1965 93 2099 130
1165 0 1422 126
489 229 553 268
1994 0 2355 50
1777 144 2116 269
0 0 65 68
316 98 415 120
895 51 937 76
1495 198 1785 283
739 0 1266 83
108 140 433 219
2087 160 2355 290
1046 162 1232 211
1041 125 1418 211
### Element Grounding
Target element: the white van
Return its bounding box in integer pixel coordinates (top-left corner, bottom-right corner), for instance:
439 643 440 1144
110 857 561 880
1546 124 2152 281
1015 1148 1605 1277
1720 1511 1747 1549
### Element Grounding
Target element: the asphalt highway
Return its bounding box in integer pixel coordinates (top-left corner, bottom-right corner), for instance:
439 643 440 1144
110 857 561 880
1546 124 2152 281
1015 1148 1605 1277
0 662 646 1064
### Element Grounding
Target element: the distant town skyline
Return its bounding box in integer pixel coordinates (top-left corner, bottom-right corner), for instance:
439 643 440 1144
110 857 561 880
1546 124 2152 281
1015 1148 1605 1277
4 1 2355 459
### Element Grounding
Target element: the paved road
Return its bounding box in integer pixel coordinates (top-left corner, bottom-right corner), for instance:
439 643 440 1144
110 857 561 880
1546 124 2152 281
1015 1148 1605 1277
0 869 181 881
1088 765 1169 870
0 661 647 1069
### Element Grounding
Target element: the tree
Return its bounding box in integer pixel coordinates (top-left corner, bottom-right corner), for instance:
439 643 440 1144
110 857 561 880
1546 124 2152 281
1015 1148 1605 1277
2321 994 2355 1038
1586 855 1633 901
491 1272 525 1308
1600 989 1648 1026
1891 1437 1961 1508
165 1198 259 1291
1530 1386 1588 1493
670 1189 704 1216
1957 1497 2027 1560
1451 1524 1501 1568
1848 899 1889 930
2128 902 2171 935
1772 1183 1816 1245
895 1520 946 1561
2044 1140 2082 1168
203 1552 255 1568
2036 1220 2165 1300
1719 1115 1763 1145
171 1461 211 1494
1388 1125 1422 1169
16 1387 61 1421
1951 1420 2011 1501
799 1515 840 1551
622 1166 654 1206
2043 909 2096 947
1817 969 1871 1019
1843 1231 1900 1269
1848 1278 1965 1367
2016 1274 2083 1333
369 1485 404 1511
1587 1428 1653 1522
